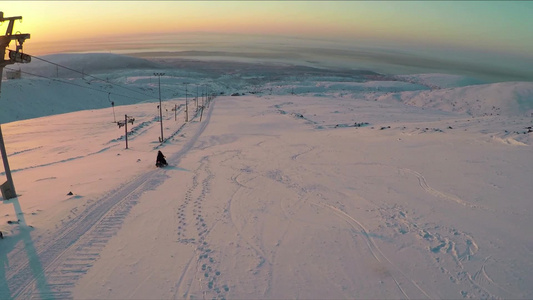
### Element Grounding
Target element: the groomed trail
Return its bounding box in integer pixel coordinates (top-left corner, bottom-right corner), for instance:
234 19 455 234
6 101 215 299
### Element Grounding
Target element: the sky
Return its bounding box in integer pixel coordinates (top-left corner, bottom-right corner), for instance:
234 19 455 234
1 1 533 80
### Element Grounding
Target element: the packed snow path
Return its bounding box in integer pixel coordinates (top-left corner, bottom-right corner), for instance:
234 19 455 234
1 93 532 299
2 101 214 299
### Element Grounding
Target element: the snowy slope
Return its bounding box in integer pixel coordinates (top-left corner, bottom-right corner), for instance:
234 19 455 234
0 92 531 299
394 73 487 89
0 54 532 299
377 81 533 117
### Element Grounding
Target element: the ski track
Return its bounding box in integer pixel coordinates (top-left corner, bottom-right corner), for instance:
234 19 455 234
5 95 524 299
471 257 519 299
401 167 533 218
3 146 117 176
5 106 189 176
400 168 491 212
256 159 431 299
371 178 504 299
6 99 216 299
155 122 187 150
251 159 431 299
218 150 280 298
186 122 511 300
290 145 316 161
8 146 44 157
108 117 159 144
172 254 195 299
112 104 186 147
317 202 433 300
7 170 157 299
155 106 206 150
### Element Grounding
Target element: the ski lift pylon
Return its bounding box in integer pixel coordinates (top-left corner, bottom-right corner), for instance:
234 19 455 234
108 92 116 123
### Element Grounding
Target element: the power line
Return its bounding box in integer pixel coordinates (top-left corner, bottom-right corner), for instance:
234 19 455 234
16 51 158 99
8 50 213 100
4 67 149 102
30 54 157 99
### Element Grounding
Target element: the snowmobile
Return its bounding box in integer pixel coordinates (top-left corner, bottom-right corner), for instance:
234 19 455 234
156 150 168 168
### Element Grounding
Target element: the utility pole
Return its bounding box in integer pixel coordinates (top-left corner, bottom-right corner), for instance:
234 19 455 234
184 83 188 122
195 85 198 111
124 115 129 149
0 12 31 200
108 92 116 123
154 72 164 142
116 115 134 149
203 84 207 108
206 85 210 108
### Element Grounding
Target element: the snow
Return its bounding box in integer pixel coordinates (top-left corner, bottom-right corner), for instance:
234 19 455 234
377 81 533 118
394 73 487 89
1 53 533 299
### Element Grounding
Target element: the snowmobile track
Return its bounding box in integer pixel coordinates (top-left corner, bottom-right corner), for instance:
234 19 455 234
7 100 216 299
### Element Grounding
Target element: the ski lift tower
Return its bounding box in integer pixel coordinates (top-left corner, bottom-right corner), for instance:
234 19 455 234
0 11 31 199
154 72 165 142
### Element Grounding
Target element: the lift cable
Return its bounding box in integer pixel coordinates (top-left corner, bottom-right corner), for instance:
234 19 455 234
8 50 209 99
19 52 157 99
4 67 150 102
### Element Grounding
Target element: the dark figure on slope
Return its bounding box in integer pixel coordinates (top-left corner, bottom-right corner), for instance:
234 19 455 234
156 150 168 167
